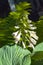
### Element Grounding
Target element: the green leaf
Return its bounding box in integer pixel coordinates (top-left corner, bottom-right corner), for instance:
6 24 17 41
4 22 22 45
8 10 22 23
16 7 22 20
0 18 15 45
32 42 43 61
31 59 43 65
16 2 31 11
35 16 43 44
0 45 31 65
23 55 31 65
34 42 43 52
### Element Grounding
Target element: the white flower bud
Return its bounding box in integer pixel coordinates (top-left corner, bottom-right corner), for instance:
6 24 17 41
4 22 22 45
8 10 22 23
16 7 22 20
12 31 18 36
15 32 21 43
29 43 34 49
30 38 37 45
29 24 33 27
29 31 38 40
27 20 32 23
30 27 37 30
22 42 26 48
12 31 21 43
15 26 19 29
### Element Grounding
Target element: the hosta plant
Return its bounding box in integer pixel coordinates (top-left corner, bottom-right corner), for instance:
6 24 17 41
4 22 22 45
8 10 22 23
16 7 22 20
0 42 43 65
0 2 38 49
0 2 43 65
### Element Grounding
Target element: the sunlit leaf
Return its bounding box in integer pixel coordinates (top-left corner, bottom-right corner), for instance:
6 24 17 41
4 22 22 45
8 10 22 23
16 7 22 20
0 45 31 65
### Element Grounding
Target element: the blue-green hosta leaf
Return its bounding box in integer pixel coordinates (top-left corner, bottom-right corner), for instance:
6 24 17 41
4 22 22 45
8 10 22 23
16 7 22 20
34 42 43 52
0 45 31 65
32 42 43 61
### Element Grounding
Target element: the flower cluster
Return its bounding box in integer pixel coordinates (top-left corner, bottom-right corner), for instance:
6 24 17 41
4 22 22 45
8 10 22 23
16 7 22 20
11 2 38 49
12 15 38 49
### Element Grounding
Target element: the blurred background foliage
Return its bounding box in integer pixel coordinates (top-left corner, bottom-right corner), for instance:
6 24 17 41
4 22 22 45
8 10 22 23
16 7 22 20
35 16 43 44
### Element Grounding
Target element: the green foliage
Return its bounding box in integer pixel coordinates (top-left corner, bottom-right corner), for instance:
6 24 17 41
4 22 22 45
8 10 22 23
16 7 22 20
35 16 43 44
31 42 43 65
32 42 43 61
15 2 31 11
0 2 30 46
0 18 16 47
0 2 38 48
0 45 31 65
0 41 43 65
0 1 43 65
